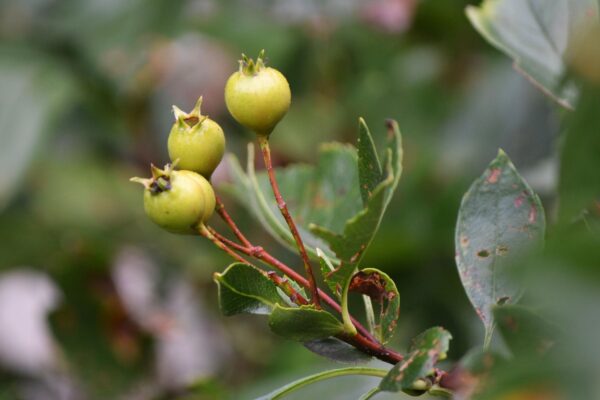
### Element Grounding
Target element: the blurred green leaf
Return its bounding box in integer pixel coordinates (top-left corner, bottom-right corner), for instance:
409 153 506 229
215 262 282 316
379 327 452 393
493 305 558 357
455 150 545 343
466 0 599 108
268 304 344 341
0 47 74 211
303 337 372 364
349 268 400 344
558 85 600 225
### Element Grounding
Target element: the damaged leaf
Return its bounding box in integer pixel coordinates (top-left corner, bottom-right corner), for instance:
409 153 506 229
455 150 545 344
349 268 400 344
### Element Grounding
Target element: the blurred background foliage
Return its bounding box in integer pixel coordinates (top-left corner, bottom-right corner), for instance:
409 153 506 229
0 0 594 399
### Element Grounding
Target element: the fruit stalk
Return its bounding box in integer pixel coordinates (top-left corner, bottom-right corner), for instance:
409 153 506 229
257 135 321 309
214 195 253 248
198 224 252 265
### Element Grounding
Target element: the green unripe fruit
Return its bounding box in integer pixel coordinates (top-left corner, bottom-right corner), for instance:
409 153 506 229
131 162 210 234
168 97 226 178
177 170 216 222
225 50 291 136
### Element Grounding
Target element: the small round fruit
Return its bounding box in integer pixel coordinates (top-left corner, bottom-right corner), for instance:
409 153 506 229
131 164 207 234
168 97 226 178
178 170 216 222
225 50 291 136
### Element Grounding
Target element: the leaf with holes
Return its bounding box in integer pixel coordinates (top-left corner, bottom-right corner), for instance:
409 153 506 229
466 0 599 109
349 268 400 344
493 304 558 356
379 327 452 393
455 150 545 343
268 304 345 341
214 263 282 316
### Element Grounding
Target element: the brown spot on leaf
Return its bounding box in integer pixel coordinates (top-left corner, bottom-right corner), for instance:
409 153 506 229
487 168 501 184
460 235 469 248
477 249 490 258
496 245 509 256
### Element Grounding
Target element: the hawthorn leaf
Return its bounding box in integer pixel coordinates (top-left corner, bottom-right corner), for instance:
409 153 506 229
349 268 400 344
466 0 599 109
223 141 361 262
214 263 282 316
303 337 372 364
311 119 403 291
455 150 545 343
379 327 452 393
268 304 344 341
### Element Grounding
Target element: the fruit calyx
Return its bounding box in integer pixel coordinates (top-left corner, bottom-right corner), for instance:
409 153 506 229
130 160 180 195
239 49 266 76
172 97 208 129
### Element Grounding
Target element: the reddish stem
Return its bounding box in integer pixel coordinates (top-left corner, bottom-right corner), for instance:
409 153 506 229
215 195 252 248
208 227 381 345
198 224 252 265
257 135 321 308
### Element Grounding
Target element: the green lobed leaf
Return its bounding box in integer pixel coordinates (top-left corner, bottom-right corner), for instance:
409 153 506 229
311 120 403 291
268 304 345 341
214 263 282 316
466 0 599 109
223 142 361 262
303 337 373 364
493 304 558 357
223 119 402 272
379 327 452 393
349 268 400 344
455 150 545 343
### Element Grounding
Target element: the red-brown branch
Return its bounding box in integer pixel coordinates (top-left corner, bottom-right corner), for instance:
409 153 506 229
215 195 252 248
258 136 321 308
207 226 385 347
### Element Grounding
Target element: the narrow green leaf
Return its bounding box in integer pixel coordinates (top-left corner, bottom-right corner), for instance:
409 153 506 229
455 150 545 343
349 268 400 344
466 0 599 108
268 304 344 341
379 327 452 393
303 337 372 364
357 117 383 204
257 367 388 400
214 263 281 316
493 304 558 356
